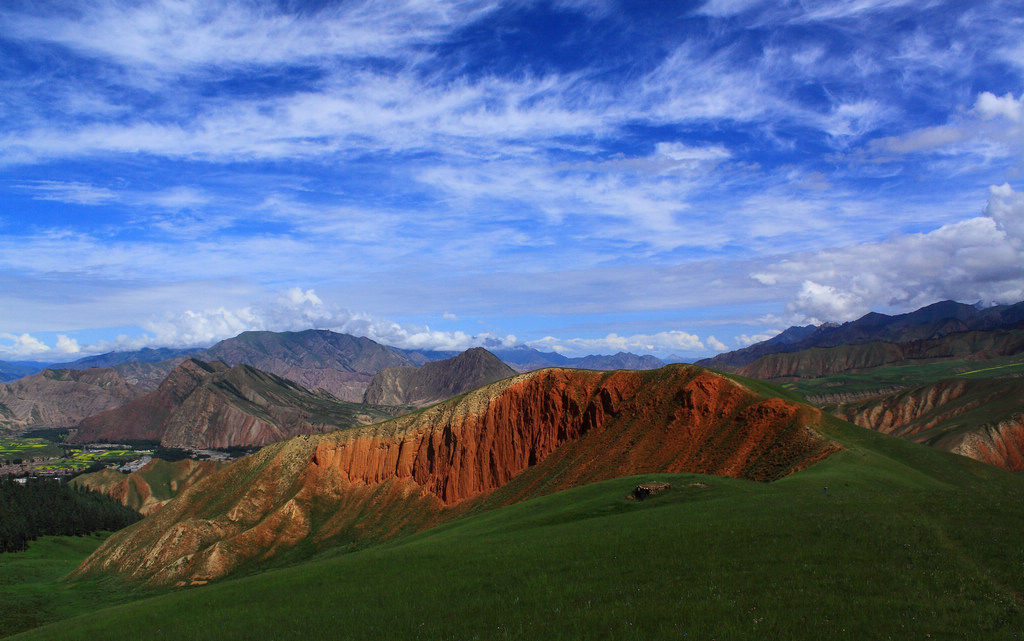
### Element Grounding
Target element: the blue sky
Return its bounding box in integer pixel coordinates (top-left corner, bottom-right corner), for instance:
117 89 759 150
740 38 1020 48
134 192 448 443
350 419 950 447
1 0 1023 361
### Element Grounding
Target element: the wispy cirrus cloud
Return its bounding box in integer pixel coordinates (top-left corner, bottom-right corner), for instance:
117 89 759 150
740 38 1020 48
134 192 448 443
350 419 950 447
1 0 1023 360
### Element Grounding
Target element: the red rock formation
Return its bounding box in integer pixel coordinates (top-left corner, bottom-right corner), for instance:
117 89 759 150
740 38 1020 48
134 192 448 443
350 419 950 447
72 458 224 515
824 377 1024 471
72 365 840 586
954 416 1024 472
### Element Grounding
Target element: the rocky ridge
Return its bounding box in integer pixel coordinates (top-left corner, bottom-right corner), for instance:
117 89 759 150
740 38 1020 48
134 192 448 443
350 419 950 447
0 368 142 433
74 359 391 449
72 364 840 586
822 377 1024 471
72 458 224 515
732 330 1024 381
362 347 516 407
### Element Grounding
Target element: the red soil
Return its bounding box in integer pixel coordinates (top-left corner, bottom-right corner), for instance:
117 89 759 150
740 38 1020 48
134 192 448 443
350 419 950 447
73 365 840 586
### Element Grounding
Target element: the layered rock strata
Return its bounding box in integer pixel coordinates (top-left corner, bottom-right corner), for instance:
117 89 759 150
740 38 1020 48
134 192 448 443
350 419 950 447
73 365 840 586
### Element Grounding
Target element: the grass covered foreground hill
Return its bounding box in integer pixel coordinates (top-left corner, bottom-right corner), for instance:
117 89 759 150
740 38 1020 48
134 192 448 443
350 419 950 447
2 364 1015 638
6 411 1024 640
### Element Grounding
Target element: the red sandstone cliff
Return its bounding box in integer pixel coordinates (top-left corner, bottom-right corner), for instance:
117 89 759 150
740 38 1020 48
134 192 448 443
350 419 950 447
73 365 840 586
823 377 1024 472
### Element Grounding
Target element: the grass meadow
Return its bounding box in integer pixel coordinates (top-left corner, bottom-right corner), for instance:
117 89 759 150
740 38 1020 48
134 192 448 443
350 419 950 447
3 415 1023 640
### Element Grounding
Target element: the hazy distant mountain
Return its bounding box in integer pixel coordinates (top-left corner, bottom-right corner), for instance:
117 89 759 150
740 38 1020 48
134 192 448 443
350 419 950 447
572 352 664 370
65 347 198 369
200 330 419 402
12 331 665 399
0 368 143 433
74 359 392 449
490 346 663 373
71 330 422 400
698 300 1024 371
362 348 517 407
0 361 42 383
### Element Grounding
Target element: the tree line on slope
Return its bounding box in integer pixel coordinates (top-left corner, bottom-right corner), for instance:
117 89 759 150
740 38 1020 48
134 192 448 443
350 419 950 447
0 478 142 553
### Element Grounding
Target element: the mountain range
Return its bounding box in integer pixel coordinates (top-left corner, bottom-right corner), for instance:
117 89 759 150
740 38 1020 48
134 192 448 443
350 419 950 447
0 368 143 433
4 301 1024 640
697 300 1024 371
73 359 394 450
699 300 1024 471
72 363 838 586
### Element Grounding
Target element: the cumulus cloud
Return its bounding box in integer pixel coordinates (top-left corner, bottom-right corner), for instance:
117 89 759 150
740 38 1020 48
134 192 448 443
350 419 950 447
974 92 1024 122
528 331 705 356
706 335 728 351
0 333 51 359
736 332 780 347
787 281 868 324
55 335 81 355
754 183 1024 324
873 90 1024 161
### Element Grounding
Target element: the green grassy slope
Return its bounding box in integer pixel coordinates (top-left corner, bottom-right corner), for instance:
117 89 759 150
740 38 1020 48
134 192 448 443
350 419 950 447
0 534 138 637
7 415 1024 640
784 353 1024 401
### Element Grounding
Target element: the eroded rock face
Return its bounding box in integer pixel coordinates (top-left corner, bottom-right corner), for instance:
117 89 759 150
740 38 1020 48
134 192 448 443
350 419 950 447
952 417 1024 472
825 380 974 437
0 368 142 432
72 365 840 586
823 377 1024 472
72 458 224 515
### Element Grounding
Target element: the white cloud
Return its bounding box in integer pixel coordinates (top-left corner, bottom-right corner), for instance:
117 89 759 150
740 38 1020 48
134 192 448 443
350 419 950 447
974 92 1024 122
55 335 81 355
655 142 732 163
19 181 117 205
0 333 51 359
787 280 867 324
754 183 1024 324
706 335 728 351
697 0 764 17
528 331 705 356
872 90 1024 161
736 332 779 347
0 0 498 74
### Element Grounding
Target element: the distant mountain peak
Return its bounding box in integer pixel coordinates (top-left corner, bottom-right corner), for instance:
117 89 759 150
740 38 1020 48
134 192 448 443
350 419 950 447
362 347 516 407
697 299 1024 370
